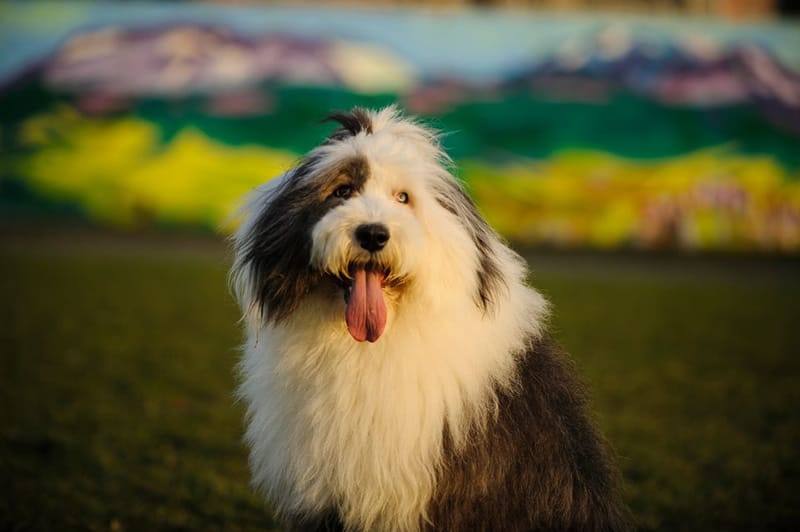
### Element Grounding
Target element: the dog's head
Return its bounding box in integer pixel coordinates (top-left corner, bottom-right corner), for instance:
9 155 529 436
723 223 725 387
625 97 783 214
232 106 506 342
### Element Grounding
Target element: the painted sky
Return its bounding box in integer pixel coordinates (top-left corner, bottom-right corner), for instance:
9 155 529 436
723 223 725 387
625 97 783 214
2 2 800 86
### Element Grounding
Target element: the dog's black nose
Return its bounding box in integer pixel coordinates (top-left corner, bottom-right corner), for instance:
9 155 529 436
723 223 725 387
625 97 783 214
355 223 390 252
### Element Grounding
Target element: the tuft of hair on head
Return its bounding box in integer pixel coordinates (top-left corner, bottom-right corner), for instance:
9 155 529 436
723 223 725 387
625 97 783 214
323 107 374 142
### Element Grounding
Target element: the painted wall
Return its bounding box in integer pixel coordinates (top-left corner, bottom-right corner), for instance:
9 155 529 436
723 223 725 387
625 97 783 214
1 2 799 251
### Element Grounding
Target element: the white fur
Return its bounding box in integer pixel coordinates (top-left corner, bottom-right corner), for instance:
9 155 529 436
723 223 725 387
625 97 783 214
233 107 549 531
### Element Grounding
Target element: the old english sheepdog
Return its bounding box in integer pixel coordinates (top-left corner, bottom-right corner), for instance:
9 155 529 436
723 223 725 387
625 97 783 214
231 106 628 531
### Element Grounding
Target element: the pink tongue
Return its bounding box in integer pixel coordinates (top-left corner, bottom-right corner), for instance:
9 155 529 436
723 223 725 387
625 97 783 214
345 268 387 343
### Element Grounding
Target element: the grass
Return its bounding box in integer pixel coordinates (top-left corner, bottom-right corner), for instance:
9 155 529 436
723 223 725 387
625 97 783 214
1 228 799 531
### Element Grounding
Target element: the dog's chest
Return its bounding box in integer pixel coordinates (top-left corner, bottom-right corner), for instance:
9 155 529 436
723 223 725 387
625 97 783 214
246 289 534 529
269 335 458 529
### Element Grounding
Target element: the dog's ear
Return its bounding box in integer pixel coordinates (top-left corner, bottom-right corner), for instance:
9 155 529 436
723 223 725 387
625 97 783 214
234 161 324 324
434 179 506 314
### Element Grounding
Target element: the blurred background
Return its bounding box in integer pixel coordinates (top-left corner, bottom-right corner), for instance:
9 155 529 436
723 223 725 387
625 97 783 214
2 0 800 251
1 1 799 531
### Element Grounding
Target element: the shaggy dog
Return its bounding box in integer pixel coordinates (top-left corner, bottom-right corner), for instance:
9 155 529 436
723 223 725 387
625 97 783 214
231 107 628 531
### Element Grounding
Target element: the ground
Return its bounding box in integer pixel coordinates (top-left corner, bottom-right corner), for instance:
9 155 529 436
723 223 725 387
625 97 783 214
1 226 799 531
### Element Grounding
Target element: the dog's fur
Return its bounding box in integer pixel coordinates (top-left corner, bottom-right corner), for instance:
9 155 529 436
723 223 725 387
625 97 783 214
231 106 628 531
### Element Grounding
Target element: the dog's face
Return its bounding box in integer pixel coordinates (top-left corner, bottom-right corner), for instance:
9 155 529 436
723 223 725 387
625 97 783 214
309 152 426 342
232 106 505 343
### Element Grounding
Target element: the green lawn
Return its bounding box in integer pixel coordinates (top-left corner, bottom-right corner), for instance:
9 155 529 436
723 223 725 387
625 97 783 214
2 230 799 531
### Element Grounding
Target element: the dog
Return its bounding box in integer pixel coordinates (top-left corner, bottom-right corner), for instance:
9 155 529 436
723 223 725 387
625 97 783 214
231 106 628 531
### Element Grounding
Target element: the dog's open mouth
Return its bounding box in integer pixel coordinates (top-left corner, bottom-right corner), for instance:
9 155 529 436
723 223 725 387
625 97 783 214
340 263 388 343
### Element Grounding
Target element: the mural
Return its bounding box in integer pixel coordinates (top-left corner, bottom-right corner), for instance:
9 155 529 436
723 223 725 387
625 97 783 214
1 2 799 252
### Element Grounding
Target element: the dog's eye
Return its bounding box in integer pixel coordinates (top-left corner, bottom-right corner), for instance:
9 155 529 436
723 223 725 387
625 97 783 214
396 191 409 204
333 184 353 199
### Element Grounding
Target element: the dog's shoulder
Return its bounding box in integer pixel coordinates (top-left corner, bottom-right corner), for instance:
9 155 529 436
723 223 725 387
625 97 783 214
426 334 631 532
